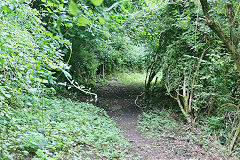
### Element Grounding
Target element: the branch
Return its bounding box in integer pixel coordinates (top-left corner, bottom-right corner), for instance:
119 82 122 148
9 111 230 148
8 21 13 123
189 44 209 111
226 0 239 28
200 0 237 54
233 2 240 27
229 122 240 152
65 74 98 103
200 0 240 73
165 83 177 100
226 0 240 46
221 103 240 111
135 92 145 109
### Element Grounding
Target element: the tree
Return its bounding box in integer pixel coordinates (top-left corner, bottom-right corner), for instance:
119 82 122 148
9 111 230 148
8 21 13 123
200 0 240 152
200 0 240 73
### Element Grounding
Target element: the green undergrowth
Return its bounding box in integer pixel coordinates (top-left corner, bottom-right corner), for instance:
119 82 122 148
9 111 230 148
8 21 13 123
138 108 182 138
0 95 131 160
138 108 229 159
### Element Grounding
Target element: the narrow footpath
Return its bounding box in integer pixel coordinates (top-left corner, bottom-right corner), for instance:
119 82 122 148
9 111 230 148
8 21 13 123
95 81 226 160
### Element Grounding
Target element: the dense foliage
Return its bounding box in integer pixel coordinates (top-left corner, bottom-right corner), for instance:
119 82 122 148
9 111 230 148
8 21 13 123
122 0 240 155
0 95 130 159
33 0 147 85
0 0 240 158
0 0 69 107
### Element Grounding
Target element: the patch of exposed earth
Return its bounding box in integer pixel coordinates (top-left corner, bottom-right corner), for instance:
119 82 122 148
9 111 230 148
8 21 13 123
94 81 228 160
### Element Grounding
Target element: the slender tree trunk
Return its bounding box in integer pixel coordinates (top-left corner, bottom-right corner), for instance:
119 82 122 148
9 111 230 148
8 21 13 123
200 0 240 74
102 63 105 79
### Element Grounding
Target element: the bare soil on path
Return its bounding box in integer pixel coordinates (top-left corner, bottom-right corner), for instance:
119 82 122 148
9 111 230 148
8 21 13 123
95 81 227 160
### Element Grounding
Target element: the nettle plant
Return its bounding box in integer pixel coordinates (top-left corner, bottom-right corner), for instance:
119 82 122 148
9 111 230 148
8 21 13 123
0 1 70 107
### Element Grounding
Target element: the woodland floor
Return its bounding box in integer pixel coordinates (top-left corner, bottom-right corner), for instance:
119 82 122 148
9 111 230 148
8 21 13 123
86 80 228 160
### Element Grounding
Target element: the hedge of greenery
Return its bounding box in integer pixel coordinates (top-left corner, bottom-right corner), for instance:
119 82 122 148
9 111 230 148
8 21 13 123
0 0 70 107
0 95 131 159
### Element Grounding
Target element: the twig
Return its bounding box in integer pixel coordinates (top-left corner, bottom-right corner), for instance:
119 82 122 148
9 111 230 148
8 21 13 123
135 92 145 109
221 103 240 111
232 2 240 27
65 75 98 103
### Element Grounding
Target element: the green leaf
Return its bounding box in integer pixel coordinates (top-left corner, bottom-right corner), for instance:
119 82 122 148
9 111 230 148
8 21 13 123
42 79 48 83
26 102 33 106
45 31 53 38
47 1 54 6
29 88 38 93
69 0 79 15
66 23 73 28
4 94 11 98
91 0 104 6
99 17 105 25
120 4 125 11
77 17 91 26
3 6 11 13
58 82 67 86
0 58 4 65
0 96 4 101
62 70 72 79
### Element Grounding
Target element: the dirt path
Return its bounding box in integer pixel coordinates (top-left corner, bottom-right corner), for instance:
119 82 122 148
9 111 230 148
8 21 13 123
106 100 170 160
95 81 227 160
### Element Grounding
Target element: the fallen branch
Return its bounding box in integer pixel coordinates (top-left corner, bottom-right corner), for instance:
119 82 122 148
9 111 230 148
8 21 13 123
135 92 145 109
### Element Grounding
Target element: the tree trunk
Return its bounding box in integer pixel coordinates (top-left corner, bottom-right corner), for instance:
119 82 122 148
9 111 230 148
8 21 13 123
200 0 240 74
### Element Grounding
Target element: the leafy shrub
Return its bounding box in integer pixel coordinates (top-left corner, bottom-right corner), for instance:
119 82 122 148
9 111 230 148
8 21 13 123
0 1 69 106
201 116 226 134
35 0 148 85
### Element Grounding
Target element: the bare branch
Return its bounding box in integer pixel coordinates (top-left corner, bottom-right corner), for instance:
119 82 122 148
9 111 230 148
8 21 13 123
233 2 240 27
165 83 177 100
135 92 145 109
221 103 240 111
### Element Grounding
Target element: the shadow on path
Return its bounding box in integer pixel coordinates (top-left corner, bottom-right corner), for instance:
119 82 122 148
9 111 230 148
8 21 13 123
95 82 226 160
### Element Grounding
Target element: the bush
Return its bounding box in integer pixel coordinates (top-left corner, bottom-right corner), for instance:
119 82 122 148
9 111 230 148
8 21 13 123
0 0 69 107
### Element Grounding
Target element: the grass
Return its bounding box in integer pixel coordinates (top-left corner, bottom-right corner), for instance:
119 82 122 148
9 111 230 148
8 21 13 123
104 71 163 92
108 72 146 85
0 95 131 160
